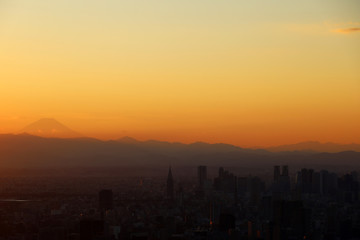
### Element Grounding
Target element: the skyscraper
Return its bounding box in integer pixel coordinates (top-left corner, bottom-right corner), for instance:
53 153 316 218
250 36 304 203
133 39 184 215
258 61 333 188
197 165 207 189
282 165 289 177
273 165 290 193
274 166 281 182
167 166 174 199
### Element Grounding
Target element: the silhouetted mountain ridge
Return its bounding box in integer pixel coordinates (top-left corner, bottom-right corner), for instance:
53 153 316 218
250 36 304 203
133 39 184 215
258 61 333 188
265 141 360 153
20 118 82 138
0 134 359 168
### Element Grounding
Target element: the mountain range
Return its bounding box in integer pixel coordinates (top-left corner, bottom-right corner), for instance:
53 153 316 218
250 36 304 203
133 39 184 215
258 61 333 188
0 133 359 169
18 118 360 153
0 118 357 169
264 141 360 153
20 118 82 138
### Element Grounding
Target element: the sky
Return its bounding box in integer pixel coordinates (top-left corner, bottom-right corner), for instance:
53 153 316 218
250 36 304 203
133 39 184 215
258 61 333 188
0 0 359 147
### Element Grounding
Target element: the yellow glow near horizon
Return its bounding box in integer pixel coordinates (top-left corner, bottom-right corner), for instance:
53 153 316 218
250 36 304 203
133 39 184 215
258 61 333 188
0 0 359 147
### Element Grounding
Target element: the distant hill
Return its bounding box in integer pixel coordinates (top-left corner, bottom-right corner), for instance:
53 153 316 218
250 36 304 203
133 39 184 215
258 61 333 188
20 118 82 138
0 134 359 169
265 141 360 153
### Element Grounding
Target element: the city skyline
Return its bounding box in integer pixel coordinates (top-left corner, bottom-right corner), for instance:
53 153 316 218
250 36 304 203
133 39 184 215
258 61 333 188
1 1 360 239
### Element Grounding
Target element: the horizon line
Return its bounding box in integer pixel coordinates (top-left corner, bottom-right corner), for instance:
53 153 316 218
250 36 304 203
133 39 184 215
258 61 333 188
2 132 360 150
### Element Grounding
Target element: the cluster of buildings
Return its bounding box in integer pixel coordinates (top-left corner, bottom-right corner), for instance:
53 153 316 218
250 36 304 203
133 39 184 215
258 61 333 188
0 165 359 239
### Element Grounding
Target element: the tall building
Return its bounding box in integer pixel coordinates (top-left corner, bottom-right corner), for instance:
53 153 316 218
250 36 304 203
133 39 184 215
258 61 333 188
273 165 290 193
99 189 113 211
297 168 314 194
214 167 237 194
282 165 289 177
197 165 207 189
274 166 281 182
338 173 359 203
167 166 174 199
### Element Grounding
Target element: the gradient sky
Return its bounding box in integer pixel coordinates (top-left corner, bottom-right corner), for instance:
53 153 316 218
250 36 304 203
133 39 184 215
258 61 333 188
0 0 359 147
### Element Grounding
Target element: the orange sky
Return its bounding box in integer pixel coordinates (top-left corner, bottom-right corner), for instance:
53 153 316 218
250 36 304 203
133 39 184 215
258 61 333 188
0 0 359 147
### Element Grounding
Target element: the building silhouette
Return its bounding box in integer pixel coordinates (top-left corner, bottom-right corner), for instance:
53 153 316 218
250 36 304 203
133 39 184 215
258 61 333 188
167 166 174 199
197 165 207 189
296 168 314 194
282 165 289 177
214 167 237 194
273 165 290 193
274 166 281 182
